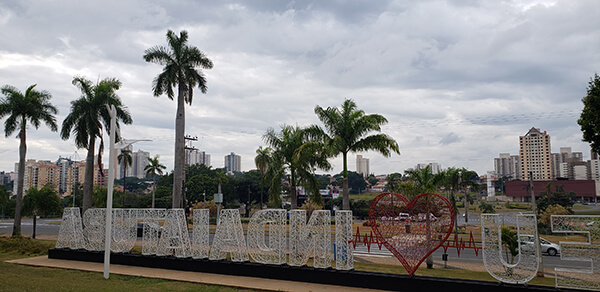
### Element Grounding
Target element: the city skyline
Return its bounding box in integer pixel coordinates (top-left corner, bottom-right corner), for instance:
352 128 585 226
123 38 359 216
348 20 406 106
1 1 598 176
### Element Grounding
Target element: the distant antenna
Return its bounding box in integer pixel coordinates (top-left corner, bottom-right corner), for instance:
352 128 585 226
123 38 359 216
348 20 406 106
71 151 81 161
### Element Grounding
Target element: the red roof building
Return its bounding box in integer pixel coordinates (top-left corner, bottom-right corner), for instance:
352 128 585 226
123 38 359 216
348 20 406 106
505 180 597 202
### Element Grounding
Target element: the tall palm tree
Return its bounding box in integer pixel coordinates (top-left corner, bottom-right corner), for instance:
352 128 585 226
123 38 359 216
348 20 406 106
254 146 271 209
143 30 213 209
312 99 400 210
145 155 166 208
405 165 439 193
117 149 132 206
61 76 132 216
0 84 58 236
263 125 331 209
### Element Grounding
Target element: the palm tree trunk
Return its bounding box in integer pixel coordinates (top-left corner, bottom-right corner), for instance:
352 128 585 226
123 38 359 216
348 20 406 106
82 135 95 216
172 81 186 209
12 128 26 236
152 174 156 208
122 167 126 207
259 172 264 210
290 171 297 209
342 153 350 210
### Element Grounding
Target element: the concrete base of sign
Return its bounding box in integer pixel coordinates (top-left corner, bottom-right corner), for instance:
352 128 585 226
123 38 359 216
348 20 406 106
48 248 563 292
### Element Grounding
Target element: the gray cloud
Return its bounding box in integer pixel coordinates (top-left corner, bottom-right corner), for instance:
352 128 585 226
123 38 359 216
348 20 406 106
0 0 599 176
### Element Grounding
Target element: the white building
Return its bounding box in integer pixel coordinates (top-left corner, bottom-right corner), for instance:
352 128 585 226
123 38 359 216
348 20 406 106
356 155 370 176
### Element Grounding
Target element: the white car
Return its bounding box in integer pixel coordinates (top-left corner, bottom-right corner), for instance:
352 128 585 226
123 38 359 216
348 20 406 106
520 235 561 256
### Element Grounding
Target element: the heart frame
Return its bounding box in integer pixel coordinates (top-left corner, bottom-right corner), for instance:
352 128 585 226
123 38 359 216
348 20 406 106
368 192 455 275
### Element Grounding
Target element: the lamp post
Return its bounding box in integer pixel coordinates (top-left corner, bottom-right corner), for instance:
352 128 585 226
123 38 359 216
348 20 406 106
103 105 117 279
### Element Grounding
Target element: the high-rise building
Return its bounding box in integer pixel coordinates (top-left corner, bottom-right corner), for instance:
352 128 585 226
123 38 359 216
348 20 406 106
186 149 211 167
415 163 441 174
131 149 150 178
13 159 36 194
224 152 241 174
519 127 552 181
494 153 520 179
551 147 584 179
356 155 370 176
0 171 14 186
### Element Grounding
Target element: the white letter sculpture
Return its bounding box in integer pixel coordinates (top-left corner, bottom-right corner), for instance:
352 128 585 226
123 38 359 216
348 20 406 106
551 215 600 291
56 207 86 249
157 209 191 257
289 210 331 268
335 210 354 270
481 214 539 284
247 209 287 265
209 209 249 262
82 208 106 251
110 209 137 253
138 209 167 255
191 209 210 259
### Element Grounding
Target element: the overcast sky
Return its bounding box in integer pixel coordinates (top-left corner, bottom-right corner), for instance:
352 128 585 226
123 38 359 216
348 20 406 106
1 0 599 177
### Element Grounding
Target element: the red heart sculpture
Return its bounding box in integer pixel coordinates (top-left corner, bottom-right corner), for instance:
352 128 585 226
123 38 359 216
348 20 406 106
369 192 455 275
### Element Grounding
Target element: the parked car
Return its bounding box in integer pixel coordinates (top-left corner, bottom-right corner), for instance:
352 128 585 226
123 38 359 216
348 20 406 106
520 235 561 256
397 213 413 222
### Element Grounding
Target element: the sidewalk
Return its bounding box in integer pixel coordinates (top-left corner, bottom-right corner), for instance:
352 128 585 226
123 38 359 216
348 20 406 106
7 256 381 292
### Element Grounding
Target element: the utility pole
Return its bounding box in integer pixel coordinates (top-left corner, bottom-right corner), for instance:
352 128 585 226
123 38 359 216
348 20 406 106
183 135 198 209
529 171 544 277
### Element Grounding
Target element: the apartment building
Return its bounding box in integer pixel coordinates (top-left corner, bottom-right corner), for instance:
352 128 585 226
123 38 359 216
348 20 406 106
519 127 552 181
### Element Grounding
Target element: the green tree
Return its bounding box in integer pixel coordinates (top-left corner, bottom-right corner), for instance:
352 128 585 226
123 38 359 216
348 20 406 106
405 165 439 193
263 125 331 209
385 173 402 193
233 170 262 217
312 99 400 210
145 155 166 208
23 186 62 238
367 174 378 188
578 73 600 153
0 185 10 218
61 76 132 216
479 201 495 213
143 30 213 209
255 146 271 210
0 84 58 236
537 184 574 214
117 149 132 206
345 171 367 194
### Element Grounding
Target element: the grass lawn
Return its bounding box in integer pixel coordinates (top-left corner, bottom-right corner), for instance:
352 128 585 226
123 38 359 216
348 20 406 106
0 237 255 292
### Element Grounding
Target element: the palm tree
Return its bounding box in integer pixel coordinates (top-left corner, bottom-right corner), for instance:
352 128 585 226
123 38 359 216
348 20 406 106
385 173 402 193
404 165 445 269
117 149 132 206
263 125 331 209
254 146 271 209
143 30 213 209
312 99 400 210
61 76 132 216
405 165 439 193
0 84 58 236
145 155 166 208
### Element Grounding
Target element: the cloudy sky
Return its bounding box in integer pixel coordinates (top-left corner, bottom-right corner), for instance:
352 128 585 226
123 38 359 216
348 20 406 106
1 0 599 177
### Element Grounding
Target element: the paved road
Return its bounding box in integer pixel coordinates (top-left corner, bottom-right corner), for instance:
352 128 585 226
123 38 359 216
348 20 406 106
353 239 590 271
0 218 62 237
